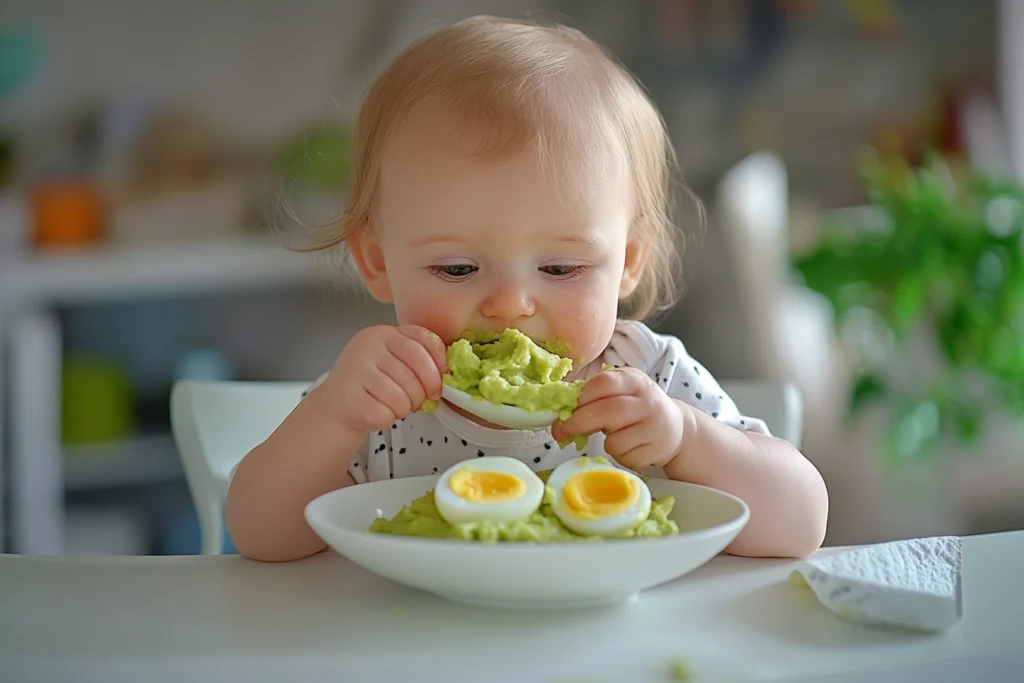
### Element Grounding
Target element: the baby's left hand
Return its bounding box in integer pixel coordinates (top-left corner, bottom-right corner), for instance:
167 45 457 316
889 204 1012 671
551 368 684 471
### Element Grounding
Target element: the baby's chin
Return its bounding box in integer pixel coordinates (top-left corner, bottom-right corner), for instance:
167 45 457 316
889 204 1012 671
559 326 617 365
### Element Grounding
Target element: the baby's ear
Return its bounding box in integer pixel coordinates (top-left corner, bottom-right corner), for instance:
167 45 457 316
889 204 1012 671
348 226 393 303
619 236 646 299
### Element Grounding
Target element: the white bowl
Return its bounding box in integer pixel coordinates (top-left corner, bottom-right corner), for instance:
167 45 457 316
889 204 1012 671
305 475 749 610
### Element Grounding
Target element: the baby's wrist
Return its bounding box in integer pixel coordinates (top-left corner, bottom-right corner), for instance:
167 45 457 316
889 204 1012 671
309 385 367 443
664 400 699 478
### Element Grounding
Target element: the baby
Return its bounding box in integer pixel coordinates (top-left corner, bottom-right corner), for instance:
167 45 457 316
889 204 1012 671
226 16 828 561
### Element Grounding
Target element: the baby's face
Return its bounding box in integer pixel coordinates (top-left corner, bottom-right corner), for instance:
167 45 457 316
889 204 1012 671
361 118 639 368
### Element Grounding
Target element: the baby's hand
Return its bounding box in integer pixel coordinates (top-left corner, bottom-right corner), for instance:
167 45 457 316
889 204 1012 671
319 325 447 436
551 368 683 471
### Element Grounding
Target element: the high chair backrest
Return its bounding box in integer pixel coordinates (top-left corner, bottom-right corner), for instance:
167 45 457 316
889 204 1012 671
722 380 803 449
170 380 309 555
169 379 802 555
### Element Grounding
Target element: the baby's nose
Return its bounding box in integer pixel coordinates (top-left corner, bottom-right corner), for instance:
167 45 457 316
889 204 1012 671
480 281 536 322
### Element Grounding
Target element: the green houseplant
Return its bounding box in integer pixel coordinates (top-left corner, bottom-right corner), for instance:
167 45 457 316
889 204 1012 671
792 150 1024 462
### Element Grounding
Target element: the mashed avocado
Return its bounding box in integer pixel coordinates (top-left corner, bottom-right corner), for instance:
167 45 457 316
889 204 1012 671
443 328 585 421
369 469 679 542
556 434 589 452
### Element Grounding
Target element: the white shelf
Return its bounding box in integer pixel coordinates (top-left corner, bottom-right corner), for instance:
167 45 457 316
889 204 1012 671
1 235 358 554
64 434 184 492
0 235 342 306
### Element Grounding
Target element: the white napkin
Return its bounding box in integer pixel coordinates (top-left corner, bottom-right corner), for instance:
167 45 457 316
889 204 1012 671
791 535 963 632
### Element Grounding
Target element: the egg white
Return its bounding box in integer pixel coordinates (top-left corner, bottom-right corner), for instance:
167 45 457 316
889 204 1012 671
548 457 652 537
434 456 545 526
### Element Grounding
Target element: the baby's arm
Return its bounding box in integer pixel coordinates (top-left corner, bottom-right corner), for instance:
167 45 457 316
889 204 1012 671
590 322 827 558
226 324 446 562
640 332 827 558
225 386 363 562
663 401 828 558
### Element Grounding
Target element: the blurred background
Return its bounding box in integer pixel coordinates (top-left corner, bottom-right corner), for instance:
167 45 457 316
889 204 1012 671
1 0 1022 556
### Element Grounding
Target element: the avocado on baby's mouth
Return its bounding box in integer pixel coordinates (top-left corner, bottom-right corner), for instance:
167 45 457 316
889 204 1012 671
420 329 583 438
444 327 583 417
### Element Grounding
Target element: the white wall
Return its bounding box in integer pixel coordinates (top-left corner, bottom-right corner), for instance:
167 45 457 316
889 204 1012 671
0 0 540 131
2 0 539 381
1 0 540 172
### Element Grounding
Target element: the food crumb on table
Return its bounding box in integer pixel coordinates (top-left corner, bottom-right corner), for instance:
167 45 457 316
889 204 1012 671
668 658 692 681
789 570 811 590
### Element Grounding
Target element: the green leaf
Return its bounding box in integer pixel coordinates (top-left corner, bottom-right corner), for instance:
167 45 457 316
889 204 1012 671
954 409 983 445
884 401 941 463
890 275 926 338
849 373 887 416
794 147 1024 464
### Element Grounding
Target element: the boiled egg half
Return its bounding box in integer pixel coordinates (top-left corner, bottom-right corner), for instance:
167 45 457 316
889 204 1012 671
548 457 652 537
434 456 545 525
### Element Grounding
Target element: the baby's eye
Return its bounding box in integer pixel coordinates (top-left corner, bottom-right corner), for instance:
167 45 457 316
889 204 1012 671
540 264 588 279
428 264 478 281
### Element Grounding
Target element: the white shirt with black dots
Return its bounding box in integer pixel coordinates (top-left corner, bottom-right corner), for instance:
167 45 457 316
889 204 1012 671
307 320 770 483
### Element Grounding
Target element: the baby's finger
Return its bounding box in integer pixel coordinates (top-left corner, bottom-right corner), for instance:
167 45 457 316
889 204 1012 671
365 366 414 418
602 423 650 459
577 366 653 407
397 326 448 375
386 333 443 400
358 390 402 431
379 355 427 411
558 396 642 437
575 371 628 407
613 443 663 471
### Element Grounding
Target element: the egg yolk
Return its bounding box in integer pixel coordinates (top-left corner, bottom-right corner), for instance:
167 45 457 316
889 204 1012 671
562 469 638 519
450 469 526 503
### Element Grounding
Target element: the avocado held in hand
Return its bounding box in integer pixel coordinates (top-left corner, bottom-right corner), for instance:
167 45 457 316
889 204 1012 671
439 328 585 421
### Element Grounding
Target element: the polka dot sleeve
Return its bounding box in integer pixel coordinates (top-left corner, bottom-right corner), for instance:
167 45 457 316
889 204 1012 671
301 372 329 398
603 321 771 436
347 443 370 484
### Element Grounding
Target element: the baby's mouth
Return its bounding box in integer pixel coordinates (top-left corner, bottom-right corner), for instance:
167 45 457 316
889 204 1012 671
457 328 573 360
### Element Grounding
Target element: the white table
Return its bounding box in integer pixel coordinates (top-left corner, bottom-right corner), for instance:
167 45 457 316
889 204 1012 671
1 531 1021 683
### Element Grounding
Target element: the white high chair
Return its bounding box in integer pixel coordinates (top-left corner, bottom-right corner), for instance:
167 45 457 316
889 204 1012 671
170 379 803 555
723 380 803 450
169 380 310 555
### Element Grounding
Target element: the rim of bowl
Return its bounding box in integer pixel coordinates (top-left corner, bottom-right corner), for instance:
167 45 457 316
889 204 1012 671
304 478 750 553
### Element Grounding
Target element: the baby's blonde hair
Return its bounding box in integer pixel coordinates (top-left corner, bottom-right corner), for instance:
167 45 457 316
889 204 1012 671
323 15 688 320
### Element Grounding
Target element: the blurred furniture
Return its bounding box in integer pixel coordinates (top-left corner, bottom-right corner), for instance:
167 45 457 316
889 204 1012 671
169 379 802 556
1004 0 1024 181
714 151 792 380
659 151 834 387
0 237 328 554
714 151 835 394
170 380 308 555
2 530 1021 682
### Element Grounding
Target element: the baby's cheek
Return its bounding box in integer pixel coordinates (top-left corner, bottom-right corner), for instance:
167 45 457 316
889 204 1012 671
555 298 615 365
397 300 463 343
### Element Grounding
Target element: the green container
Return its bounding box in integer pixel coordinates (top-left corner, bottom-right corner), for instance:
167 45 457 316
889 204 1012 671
61 356 135 445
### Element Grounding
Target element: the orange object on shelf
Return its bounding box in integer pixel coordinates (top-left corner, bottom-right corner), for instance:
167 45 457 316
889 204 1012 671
31 180 105 248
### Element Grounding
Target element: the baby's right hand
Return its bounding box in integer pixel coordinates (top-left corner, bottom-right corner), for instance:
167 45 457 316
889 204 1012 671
319 325 447 435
